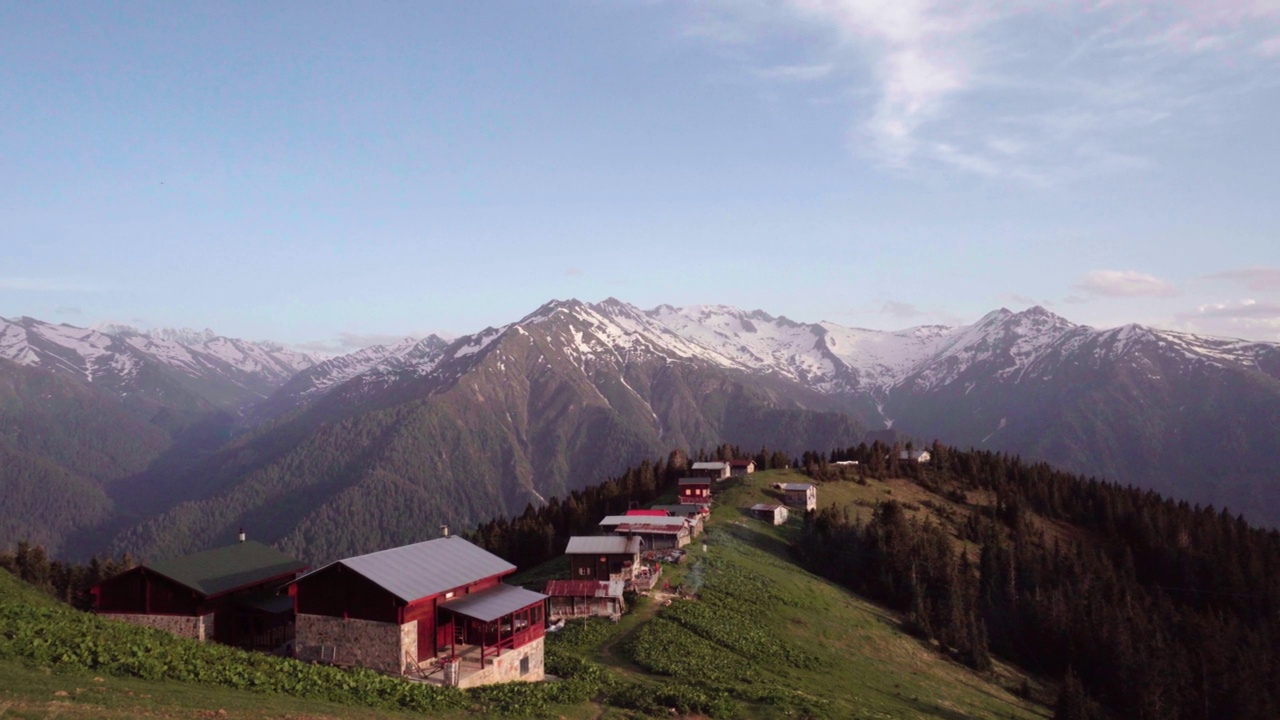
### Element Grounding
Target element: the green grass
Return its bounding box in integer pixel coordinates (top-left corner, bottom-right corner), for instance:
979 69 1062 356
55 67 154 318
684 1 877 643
2 469 1051 719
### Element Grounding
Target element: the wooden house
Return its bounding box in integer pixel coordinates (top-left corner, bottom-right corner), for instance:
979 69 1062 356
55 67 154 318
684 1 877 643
286 536 546 687
678 477 712 506
729 459 756 476
689 461 731 480
564 536 642 582
91 539 306 651
781 482 817 512
598 515 694 549
749 503 789 525
544 579 626 621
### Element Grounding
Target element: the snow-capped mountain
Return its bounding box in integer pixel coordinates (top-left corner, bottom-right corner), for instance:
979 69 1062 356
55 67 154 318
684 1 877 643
267 298 1280 416
249 297 1280 531
0 316 318 410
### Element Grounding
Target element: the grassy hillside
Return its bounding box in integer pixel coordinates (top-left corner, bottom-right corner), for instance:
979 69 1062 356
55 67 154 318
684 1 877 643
2 468 1049 719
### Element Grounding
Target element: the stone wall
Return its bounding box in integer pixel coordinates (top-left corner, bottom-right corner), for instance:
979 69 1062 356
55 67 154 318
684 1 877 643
108 612 213 641
295 614 416 675
457 637 545 689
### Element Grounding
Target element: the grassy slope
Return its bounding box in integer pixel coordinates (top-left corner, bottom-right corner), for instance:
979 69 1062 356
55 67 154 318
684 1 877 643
530 469 1050 719
3 468 1049 719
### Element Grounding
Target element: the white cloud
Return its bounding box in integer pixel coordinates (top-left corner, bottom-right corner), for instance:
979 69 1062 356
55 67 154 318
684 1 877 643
1203 267 1280 291
681 0 1280 180
879 299 925 319
755 62 835 81
1174 299 1280 340
1075 270 1177 297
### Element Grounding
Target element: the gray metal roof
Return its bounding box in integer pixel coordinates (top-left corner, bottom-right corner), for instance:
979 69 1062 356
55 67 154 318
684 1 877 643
751 503 784 512
312 537 515 603
690 461 728 470
678 477 711 486
441 584 547 623
781 483 814 491
599 515 688 528
564 536 642 555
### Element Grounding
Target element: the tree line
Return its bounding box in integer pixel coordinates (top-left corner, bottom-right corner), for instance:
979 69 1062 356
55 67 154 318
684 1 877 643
796 441 1280 720
0 541 135 611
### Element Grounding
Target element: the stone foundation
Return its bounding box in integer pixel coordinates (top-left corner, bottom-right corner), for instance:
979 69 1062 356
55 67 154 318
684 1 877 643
295 614 417 675
108 612 213 641
457 638 545 688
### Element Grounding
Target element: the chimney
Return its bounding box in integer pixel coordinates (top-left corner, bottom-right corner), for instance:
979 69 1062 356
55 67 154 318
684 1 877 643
237 528 246 544
440 524 450 538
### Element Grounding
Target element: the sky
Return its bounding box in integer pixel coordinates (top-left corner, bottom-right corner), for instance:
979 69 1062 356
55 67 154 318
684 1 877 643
2 1 1279 353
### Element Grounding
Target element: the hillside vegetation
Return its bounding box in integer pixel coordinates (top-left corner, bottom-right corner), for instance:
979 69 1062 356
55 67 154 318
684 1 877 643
0 467 1047 719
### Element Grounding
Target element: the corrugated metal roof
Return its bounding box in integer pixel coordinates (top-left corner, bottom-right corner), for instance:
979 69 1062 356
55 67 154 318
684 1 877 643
616 523 688 535
599 515 687 528
564 536 641 555
678 477 711 486
751 503 784 512
308 537 515 603
146 541 306 598
690 462 728 470
544 579 625 598
441 584 547 623
626 509 670 517
781 483 815 491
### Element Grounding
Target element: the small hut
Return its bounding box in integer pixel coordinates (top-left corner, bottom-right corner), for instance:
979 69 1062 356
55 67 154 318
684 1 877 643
749 503 788 525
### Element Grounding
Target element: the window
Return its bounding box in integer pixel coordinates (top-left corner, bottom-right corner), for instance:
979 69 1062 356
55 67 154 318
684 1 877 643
520 656 530 675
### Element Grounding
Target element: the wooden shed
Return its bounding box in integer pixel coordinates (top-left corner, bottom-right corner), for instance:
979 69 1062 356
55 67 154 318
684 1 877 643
544 579 626 622
729 459 756 476
749 503 789 525
781 482 817 512
689 461 731 480
564 535 642 582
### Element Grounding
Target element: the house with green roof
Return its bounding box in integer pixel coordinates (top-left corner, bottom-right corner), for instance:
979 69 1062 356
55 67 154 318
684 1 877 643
91 536 307 651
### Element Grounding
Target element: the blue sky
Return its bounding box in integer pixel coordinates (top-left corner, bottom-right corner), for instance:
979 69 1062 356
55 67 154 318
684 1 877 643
2 1 1278 351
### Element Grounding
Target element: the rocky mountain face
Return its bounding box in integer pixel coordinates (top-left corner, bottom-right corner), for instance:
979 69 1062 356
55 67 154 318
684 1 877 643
5 300 1279 561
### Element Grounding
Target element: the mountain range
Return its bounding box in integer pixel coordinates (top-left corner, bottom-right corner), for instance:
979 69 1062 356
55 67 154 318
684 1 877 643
2 300 1278 562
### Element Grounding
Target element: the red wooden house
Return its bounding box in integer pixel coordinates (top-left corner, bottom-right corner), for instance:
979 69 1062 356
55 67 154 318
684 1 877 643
91 539 306 651
678 477 712 506
286 536 546 687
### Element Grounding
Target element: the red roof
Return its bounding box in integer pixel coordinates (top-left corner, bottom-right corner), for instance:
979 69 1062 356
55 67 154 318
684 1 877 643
729 459 754 467
545 580 612 597
626 509 670 517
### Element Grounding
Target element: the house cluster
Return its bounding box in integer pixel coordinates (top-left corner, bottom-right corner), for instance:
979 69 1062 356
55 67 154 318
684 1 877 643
92 530 548 688
543 459 755 623
87 458 769 689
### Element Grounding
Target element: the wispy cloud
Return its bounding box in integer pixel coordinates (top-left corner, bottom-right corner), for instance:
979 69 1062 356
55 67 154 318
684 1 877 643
754 62 834 82
1203 267 1280 291
1174 299 1280 340
0 276 105 292
1075 270 1177 297
879 300 925 319
682 1 1280 180
295 332 421 355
